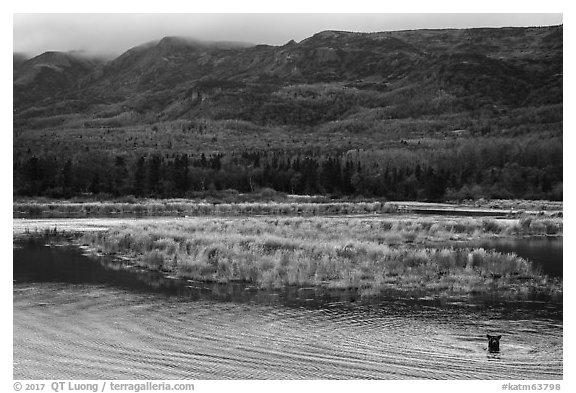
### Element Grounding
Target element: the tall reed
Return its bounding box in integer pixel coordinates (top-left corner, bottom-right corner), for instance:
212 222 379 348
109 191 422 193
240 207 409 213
80 217 561 298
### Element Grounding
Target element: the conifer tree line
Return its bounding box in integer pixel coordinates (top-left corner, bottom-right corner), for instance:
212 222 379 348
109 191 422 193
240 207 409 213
13 136 562 201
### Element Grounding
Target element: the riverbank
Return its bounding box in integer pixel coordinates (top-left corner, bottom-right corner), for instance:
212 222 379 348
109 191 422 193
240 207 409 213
13 214 563 240
13 198 562 219
14 199 391 218
76 216 562 300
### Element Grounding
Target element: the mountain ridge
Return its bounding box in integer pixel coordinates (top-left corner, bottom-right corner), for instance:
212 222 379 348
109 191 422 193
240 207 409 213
14 25 562 127
13 25 563 201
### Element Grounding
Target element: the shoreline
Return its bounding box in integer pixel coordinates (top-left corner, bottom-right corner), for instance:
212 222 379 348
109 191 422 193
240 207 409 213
15 236 561 304
72 242 567 305
76 237 564 303
13 214 561 302
13 213 563 240
13 199 562 219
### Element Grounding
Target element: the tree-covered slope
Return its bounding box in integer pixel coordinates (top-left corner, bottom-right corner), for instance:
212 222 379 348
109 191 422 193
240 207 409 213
13 26 563 201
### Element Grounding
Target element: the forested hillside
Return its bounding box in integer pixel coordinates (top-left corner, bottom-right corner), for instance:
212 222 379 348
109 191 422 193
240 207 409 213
13 26 563 201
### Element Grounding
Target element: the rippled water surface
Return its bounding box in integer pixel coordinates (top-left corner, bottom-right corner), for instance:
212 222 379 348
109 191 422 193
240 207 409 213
13 243 562 380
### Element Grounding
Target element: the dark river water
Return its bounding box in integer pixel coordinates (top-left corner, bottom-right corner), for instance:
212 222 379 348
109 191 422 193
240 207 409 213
13 241 562 380
462 237 563 277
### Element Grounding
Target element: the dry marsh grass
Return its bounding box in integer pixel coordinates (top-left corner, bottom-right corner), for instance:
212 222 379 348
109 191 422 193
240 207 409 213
14 200 392 218
81 216 561 299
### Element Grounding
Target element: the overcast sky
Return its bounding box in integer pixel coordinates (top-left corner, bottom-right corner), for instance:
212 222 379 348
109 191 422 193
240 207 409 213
13 13 563 58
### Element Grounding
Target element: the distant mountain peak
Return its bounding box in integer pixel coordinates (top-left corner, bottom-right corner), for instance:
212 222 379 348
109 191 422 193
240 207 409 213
302 30 357 42
314 30 355 37
13 26 563 119
33 51 75 64
14 50 98 88
157 36 200 49
155 36 254 51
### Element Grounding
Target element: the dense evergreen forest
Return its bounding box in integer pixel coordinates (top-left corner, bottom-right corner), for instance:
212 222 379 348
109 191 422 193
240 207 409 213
13 26 562 201
14 135 562 201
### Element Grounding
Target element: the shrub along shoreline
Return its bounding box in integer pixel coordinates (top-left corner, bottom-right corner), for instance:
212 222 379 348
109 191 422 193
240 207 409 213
79 216 562 300
13 197 562 219
14 199 393 218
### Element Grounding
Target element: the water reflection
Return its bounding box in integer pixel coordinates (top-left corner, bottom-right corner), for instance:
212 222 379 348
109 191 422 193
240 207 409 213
461 237 563 277
13 241 562 316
